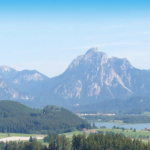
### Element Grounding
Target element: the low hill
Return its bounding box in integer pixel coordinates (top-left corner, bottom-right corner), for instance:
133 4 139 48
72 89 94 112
0 101 90 134
0 100 36 117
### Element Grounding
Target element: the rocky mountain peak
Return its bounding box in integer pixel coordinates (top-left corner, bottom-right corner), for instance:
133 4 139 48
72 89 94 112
86 47 100 54
0 65 18 80
109 57 133 70
56 47 148 103
84 47 107 60
68 48 108 70
0 65 11 72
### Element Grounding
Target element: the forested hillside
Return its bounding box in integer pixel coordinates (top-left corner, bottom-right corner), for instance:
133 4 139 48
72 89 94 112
0 101 90 134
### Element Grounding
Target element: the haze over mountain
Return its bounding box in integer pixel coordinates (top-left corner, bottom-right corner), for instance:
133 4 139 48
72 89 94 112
0 48 150 110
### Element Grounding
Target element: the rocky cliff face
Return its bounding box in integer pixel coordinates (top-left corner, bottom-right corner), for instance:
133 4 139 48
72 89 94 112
54 47 150 104
0 66 49 101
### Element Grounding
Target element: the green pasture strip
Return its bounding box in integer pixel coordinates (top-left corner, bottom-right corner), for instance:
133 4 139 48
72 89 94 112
1 130 150 144
142 139 149 144
0 134 48 147
0 133 38 138
97 128 150 138
60 131 83 141
0 133 48 146
61 128 150 141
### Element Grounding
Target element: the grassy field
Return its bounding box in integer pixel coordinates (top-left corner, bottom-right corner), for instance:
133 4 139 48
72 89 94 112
62 131 83 141
1 129 150 140
97 128 150 138
62 128 150 143
1 129 150 144
0 133 49 146
0 133 38 139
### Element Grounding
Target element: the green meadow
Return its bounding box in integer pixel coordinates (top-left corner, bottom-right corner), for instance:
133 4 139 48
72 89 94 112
0 133 37 139
0 133 49 146
1 128 150 144
62 128 150 142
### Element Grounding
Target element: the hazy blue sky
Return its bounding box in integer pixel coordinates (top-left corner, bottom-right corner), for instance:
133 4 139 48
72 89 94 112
0 0 150 77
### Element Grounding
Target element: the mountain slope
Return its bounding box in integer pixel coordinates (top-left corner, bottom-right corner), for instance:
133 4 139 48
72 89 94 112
0 66 49 101
52 48 150 106
0 48 150 110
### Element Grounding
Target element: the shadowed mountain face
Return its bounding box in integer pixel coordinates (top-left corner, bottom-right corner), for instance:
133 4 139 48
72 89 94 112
0 48 150 109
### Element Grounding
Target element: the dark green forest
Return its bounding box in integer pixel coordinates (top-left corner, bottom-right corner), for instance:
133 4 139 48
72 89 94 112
1 133 150 150
0 101 90 134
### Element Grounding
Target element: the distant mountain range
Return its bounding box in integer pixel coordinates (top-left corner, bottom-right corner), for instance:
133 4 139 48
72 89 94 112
0 48 150 111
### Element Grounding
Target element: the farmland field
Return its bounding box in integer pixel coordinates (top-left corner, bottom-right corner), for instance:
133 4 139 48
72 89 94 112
62 128 150 142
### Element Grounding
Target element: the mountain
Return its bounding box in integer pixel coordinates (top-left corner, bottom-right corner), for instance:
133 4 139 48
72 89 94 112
52 48 150 106
0 100 89 133
0 48 150 111
0 66 49 102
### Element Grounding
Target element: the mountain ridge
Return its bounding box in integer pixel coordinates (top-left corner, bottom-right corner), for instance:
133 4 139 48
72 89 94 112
0 48 150 110
53 48 150 102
